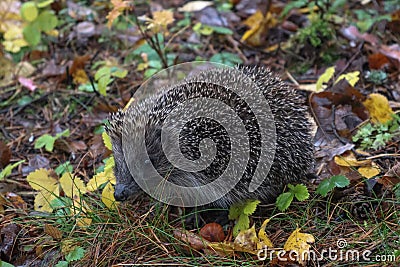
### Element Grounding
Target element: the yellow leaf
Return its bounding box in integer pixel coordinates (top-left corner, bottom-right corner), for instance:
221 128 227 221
241 11 276 47
72 68 89 84
59 172 87 198
334 152 372 167
102 131 112 150
316 66 335 91
27 168 58 191
358 165 380 178
106 0 131 29
34 185 60 212
362 93 395 123
86 171 109 191
283 228 315 265
102 182 118 209
257 219 274 249
335 71 360 86
234 224 259 251
70 199 92 226
146 10 174 33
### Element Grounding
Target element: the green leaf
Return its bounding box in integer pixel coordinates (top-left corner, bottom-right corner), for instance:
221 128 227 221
276 192 294 211
330 175 350 188
35 134 56 152
316 175 349 197
55 261 68 267
233 213 250 237
290 184 309 201
55 161 73 176
23 24 41 46
65 246 85 262
111 68 128 78
209 25 233 35
98 76 111 96
55 129 70 139
21 2 38 22
95 67 111 80
210 52 243 67
36 11 58 32
37 0 54 8
0 260 15 267
242 199 260 215
315 179 332 197
0 160 25 180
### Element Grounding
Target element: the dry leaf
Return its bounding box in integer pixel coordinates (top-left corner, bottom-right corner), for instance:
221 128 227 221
283 228 315 266
334 152 372 167
106 0 132 29
363 93 395 123
178 1 213 12
358 165 380 179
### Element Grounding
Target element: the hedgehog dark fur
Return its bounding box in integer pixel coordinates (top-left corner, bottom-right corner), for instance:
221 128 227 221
106 66 315 208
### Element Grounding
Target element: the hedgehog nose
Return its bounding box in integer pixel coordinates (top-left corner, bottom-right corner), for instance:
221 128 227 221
114 184 129 201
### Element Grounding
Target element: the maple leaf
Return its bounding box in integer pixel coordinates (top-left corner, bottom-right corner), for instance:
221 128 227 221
106 0 132 29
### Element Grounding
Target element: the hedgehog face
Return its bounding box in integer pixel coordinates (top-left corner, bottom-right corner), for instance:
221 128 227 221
110 132 142 202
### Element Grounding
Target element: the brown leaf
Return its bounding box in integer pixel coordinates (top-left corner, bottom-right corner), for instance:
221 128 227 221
368 53 391 70
378 162 400 189
200 222 225 242
0 141 11 169
44 224 62 240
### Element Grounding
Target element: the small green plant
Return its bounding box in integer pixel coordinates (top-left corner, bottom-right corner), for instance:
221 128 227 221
55 161 73 176
34 129 70 152
229 199 260 237
210 52 243 67
316 175 350 197
276 184 309 211
0 160 25 180
20 0 59 46
365 70 388 85
352 114 400 150
94 64 128 96
297 16 334 47
55 246 86 267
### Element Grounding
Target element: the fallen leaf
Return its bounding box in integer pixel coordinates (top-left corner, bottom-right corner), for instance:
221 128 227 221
283 228 315 266
334 152 372 167
316 66 335 91
358 165 380 179
362 93 395 123
59 172 87 198
178 1 213 12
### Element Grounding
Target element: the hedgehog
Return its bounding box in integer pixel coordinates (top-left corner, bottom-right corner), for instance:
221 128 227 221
106 65 315 208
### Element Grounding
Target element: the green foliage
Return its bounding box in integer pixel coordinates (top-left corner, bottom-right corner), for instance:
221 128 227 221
297 17 334 47
276 184 309 211
0 160 25 180
365 70 388 85
353 10 391 33
229 199 260 237
210 52 243 67
55 161 73 176
316 175 350 197
0 260 15 267
55 246 85 267
94 65 128 96
34 129 70 152
192 23 233 36
65 246 86 262
21 0 58 46
352 114 400 150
